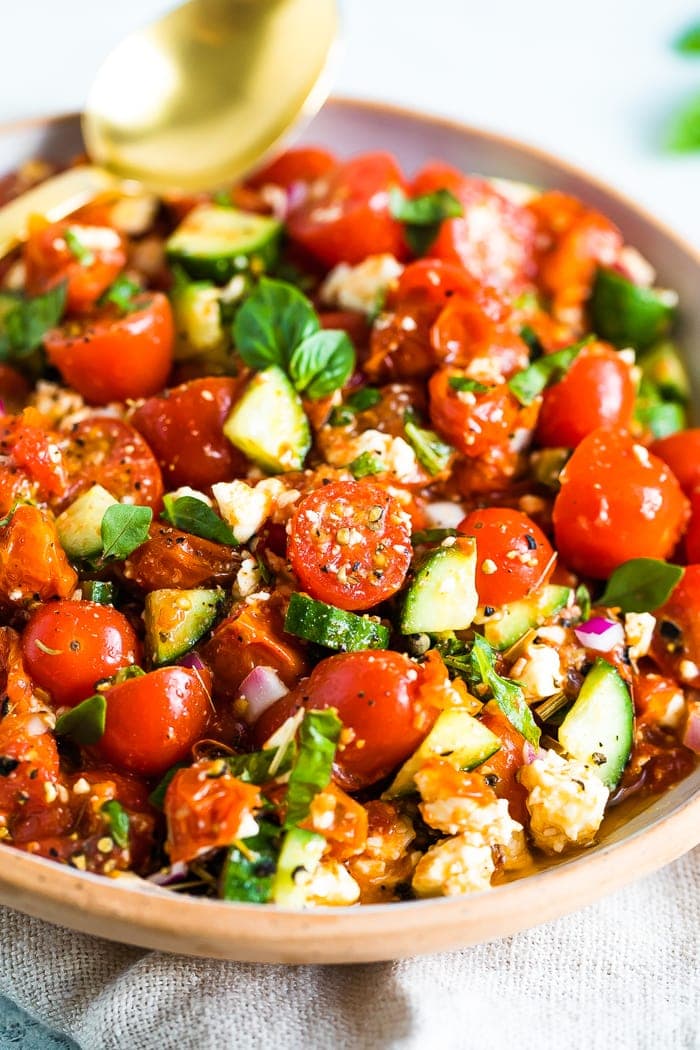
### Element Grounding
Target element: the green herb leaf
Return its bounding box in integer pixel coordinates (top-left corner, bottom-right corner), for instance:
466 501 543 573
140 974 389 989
448 376 490 394
598 558 684 613
99 275 142 315
348 451 385 478
225 743 296 784
634 397 686 439
469 634 540 745
347 387 382 411
404 416 454 475
519 325 543 356
100 504 153 561
148 763 187 809
233 277 319 372
162 494 238 546
667 92 700 152
508 337 593 406
55 693 106 746
284 709 342 829
219 820 280 903
289 329 355 400
0 282 67 361
411 527 460 545
64 227 94 266
390 187 463 257
212 189 234 207
101 799 130 848
675 21 700 55
575 583 592 623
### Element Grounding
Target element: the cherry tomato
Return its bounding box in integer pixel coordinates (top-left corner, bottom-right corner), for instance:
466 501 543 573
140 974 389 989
247 146 337 189
650 565 700 689
0 411 67 511
395 259 482 306
45 293 174 405
287 480 412 611
0 714 62 833
458 507 555 606
165 760 261 863
650 429 700 497
286 152 407 266
318 310 370 349
22 600 141 708
0 365 30 415
24 220 127 314
130 376 247 489
61 417 164 511
685 493 700 563
411 163 536 291
430 295 529 378
121 524 239 592
364 292 438 381
552 428 689 578
479 703 529 823
0 505 77 606
536 343 636 448
254 651 436 790
428 367 520 457
96 666 212 775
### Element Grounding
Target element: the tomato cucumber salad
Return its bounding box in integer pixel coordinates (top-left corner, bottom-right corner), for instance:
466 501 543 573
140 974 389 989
0 146 696 907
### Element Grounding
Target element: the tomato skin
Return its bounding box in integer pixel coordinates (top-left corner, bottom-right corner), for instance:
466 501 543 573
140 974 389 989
0 366 30 415
22 600 141 708
61 417 164 511
24 221 127 314
536 343 636 448
552 428 689 578
286 152 408 266
165 760 261 863
479 703 529 824
45 293 174 405
131 377 247 489
254 651 436 790
121 523 239 593
287 480 412 611
396 259 481 305
650 429 700 497
97 666 212 776
0 412 68 513
650 565 700 688
247 146 337 189
458 507 555 606
685 493 700 563
430 295 529 378
428 367 520 457
0 505 77 607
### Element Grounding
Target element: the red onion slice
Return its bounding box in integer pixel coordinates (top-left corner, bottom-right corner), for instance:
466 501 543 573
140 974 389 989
176 652 207 672
683 701 700 755
574 616 624 653
240 665 289 725
147 861 189 886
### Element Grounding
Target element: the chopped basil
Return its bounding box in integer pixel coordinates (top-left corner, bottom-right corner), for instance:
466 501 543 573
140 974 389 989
101 799 130 849
598 558 684 613
411 527 460 545
288 328 355 400
675 21 700 55
468 634 540 746
575 583 592 623
0 282 67 361
64 227 94 266
284 709 342 829
329 405 355 427
508 337 593 406
225 743 296 784
100 504 153 561
348 451 385 478
448 376 490 394
219 820 280 903
389 187 463 256
347 387 382 411
635 397 686 439
162 494 238 546
404 416 453 475
55 693 106 746
99 275 142 315
519 325 543 357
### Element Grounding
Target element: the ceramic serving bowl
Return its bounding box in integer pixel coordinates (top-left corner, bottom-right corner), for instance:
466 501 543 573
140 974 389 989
0 99 698 964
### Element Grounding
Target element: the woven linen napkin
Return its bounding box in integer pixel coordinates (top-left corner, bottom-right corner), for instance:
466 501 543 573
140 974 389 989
0 847 698 1050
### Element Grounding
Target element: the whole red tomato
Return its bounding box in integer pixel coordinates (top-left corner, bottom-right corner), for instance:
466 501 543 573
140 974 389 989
650 429 700 496
429 367 520 457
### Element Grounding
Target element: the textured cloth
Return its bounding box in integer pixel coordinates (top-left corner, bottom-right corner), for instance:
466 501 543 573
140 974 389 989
0 849 698 1050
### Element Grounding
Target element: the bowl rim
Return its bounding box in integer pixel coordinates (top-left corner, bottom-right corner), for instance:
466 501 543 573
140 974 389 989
0 97 698 962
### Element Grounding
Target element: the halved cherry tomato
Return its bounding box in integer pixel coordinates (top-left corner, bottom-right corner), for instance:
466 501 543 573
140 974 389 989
286 152 407 266
247 146 337 189
287 480 412 611
430 295 529 378
61 417 164 511
634 672 684 727
428 367 520 456
301 782 368 860
165 760 260 863
130 376 247 489
650 565 700 689
121 524 239 592
650 429 700 497
0 505 77 606
0 410 68 511
458 507 555 606
24 220 127 314
479 703 529 823
45 292 174 405
254 650 437 790
411 163 536 291
395 259 481 306
364 292 438 381
97 666 212 775
536 343 636 448
22 600 141 708
0 714 62 831
552 428 688 578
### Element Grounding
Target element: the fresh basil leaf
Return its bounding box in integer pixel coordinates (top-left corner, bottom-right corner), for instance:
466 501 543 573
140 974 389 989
635 398 686 439
404 417 454 475
469 634 540 746
598 558 684 613
519 325 543 357
148 763 187 809
225 743 296 784
111 665 146 686
55 693 106 746
64 227 95 266
348 451 385 478
219 819 280 903
347 386 382 411
99 275 142 315
101 799 130 849
508 336 593 406
284 709 342 829
100 504 153 560
233 276 319 371
162 494 238 546
329 405 355 427
666 91 700 152
289 329 355 400
448 376 490 394
675 21 700 55
389 187 463 226
411 527 460 545
0 282 67 361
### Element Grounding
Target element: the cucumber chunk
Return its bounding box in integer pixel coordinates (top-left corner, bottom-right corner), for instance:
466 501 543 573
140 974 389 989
144 588 223 665
483 585 572 651
401 538 478 634
166 204 282 283
590 268 676 349
271 827 325 908
223 365 311 473
383 709 501 798
284 592 389 651
558 658 633 788
82 580 115 605
171 279 226 359
56 484 117 559
638 341 690 403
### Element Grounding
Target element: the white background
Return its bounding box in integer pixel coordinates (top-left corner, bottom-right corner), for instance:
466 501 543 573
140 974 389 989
0 0 699 245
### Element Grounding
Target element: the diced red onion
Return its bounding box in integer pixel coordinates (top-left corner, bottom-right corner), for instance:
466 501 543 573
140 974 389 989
574 617 624 653
176 652 206 672
522 742 547 764
147 861 189 886
0 400 6 416
683 702 700 755
286 180 308 212
240 665 289 725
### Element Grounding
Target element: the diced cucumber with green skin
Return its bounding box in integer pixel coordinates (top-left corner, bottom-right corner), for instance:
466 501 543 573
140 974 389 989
383 709 501 799
271 827 325 908
166 204 282 283
590 268 676 349
82 580 115 605
483 585 572 651
144 588 223 665
638 341 690 403
171 279 226 358
558 658 633 789
223 365 311 473
401 539 478 634
56 484 118 559
284 592 390 651
530 448 570 491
